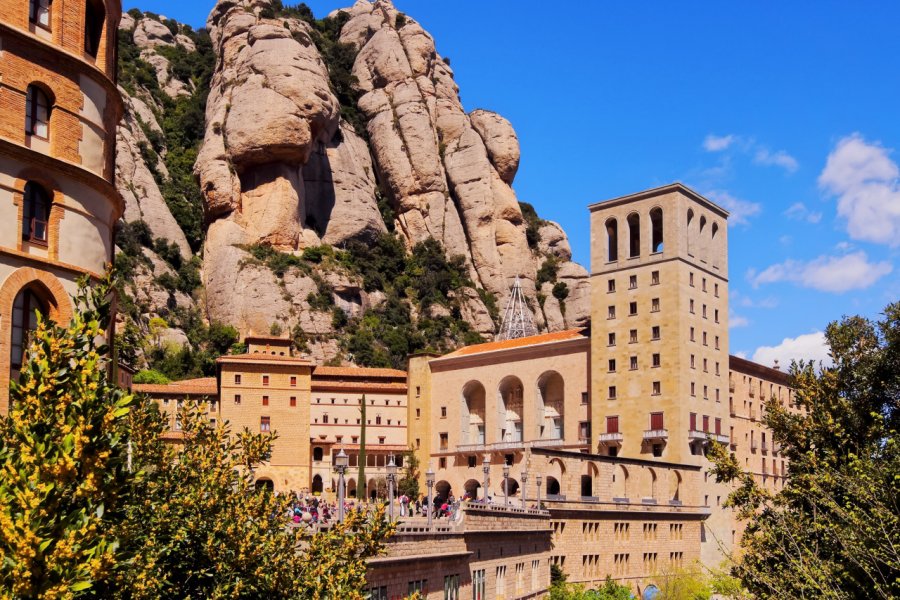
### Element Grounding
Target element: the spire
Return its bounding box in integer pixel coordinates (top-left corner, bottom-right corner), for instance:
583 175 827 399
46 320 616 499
497 276 538 341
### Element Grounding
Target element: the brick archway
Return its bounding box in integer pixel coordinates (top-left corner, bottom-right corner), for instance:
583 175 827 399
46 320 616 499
0 267 73 412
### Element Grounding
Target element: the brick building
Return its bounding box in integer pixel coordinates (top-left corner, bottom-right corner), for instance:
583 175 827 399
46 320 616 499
0 0 123 411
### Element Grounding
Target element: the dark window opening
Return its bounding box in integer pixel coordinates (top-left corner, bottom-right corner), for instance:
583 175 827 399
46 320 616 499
22 182 50 244
84 0 105 58
650 207 663 252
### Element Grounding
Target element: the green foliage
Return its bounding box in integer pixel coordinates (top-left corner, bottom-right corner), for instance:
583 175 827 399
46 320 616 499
133 369 171 385
709 301 900 599
244 243 308 277
549 577 632 600
655 564 713 600
0 273 134 597
519 201 547 251
536 256 560 288
117 22 215 252
397 449 420 498
269 322 284 336
302 244 333 263
340 234 484 368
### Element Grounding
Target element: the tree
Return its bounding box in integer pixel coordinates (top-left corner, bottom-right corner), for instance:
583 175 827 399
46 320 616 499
115 401 396 598
0 272 397 598
709 302 900 599
549 576 632 600
398 448 421 499
0 274 135 597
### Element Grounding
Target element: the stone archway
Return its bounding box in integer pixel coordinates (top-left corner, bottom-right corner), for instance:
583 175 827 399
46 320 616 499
0 267 73 411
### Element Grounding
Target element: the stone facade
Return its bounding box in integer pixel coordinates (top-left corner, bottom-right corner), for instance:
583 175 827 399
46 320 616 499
366 504 552 600
0 0 123 411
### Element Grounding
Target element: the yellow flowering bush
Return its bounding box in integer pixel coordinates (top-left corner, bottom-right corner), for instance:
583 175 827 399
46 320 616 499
0 274 133 598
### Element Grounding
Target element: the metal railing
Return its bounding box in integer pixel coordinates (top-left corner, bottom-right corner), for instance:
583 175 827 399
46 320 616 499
642 429 668 441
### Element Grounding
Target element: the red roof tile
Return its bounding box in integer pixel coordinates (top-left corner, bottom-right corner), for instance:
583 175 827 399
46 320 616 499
440 328 589 359
312 366 407 378
133 377 217 395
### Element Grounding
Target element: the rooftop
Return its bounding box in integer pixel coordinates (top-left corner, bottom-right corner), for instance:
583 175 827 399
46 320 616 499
217 353 313 365
438 328 589 360
313 365 407 379
588 182 730 218
133 377 217 396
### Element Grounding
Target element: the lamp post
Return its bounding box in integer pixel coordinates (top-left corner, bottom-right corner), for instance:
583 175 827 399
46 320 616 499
502 463 510 508
426 465 435 530
481 455 490 503
535 474 543 508
386 455 397 522
521 468 528 509
334 448 349 523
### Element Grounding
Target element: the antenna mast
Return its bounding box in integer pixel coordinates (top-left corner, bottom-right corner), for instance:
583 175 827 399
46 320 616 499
497 276 538 341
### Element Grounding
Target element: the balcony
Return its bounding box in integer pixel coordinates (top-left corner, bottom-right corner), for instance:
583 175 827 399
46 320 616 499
751 440 758 453
688 430 731 445
749 388 756 398
729 380 736 392
761 444 768 455
730 438 738 450
599 432 624 445
643 429 668 442
455 438 565 453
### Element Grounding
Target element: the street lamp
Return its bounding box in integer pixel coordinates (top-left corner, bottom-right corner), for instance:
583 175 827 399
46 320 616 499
535 474 543 508
426 464 435 530
334 448 349 523
386 455 397 522
502 463 510 508
481 455 491 503
521 468 528 509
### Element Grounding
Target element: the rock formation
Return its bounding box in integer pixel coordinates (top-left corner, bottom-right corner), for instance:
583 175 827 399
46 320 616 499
114 0 591 368
194 0 589 342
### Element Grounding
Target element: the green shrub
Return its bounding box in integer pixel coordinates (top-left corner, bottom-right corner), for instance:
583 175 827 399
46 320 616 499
133 369 172 385
536 257 560 288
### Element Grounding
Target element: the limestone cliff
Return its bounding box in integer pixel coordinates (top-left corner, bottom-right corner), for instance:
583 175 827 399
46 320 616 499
114 0 590 371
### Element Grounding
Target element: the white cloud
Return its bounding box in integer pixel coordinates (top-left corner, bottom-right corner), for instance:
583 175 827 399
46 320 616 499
733 351 748 359
703 134 737 152
748 251 892 293
730 290 778 309
729 315 750 329
752 331 833 369
705 190 762 226
819 134 900 247
784 202 823 224
755 148 799 173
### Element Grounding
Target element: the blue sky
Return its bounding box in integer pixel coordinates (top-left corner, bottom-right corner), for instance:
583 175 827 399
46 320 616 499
130 1 900 365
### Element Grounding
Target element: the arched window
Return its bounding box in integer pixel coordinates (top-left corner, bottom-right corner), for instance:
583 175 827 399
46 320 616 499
84 0 105 58
22 182 50 244
627 213 640 258
25 85 51 139
29 0 51 28
687 209 695 256
11 288 48 371
605 218 618 262
650 207 663 253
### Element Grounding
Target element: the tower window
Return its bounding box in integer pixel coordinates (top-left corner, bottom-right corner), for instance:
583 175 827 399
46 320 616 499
651 270 660 285
652 381 661 396
25 85 51 139
652 353 660 367
608 332 616 346
630 356 638 370
650 207 663 252
629 302 637 316
84 0 106 58
608 359 616 372
607 279 616 293
651 298 660 312
651 326 660 340
608 306 616 319
627 213 641 257
22 182 50 244
630 329 638 343
29 0 51 28
608 386 617 400
629 275 637 289
606 218 618 262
